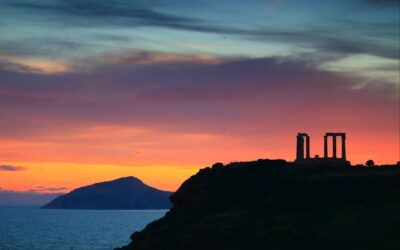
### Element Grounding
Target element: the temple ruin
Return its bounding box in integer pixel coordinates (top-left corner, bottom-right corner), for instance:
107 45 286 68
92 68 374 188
295 132 350 165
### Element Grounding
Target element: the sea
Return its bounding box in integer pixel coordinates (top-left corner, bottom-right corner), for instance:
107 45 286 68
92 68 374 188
0 207 167 250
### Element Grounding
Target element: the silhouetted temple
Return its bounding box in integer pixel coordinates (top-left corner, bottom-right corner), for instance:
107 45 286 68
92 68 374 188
295 132 350 165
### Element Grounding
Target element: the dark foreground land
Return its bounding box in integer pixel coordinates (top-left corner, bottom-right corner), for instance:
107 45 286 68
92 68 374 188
116 160 400 250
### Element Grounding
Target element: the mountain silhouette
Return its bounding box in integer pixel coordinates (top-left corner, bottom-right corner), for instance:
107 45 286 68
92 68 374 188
42 176 172 210
116 160 400 250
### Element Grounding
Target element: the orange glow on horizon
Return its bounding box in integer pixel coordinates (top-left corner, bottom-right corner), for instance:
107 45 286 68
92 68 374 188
0 162 198 193
0 121 398 193
0 129 398 193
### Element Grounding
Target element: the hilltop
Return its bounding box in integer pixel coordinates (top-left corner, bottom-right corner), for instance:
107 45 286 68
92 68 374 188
42 176 172 210
116 160 400 250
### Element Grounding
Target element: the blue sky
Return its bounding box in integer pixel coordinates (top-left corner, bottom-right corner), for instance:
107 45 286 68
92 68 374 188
1 0 398 70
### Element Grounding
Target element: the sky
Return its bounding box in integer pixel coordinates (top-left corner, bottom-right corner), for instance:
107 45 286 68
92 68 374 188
0 0 399 197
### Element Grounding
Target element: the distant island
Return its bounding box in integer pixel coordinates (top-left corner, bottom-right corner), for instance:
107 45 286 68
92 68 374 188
42 176 172 210
116 160 400 250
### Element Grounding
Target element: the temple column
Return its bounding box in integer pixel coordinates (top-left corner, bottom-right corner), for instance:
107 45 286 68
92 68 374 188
342 135 346 160
333 135 337 158
324 135 328 158
296 134 304 160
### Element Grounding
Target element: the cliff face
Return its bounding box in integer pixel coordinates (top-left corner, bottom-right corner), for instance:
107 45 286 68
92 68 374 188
117 160 400 250
42 176 172 210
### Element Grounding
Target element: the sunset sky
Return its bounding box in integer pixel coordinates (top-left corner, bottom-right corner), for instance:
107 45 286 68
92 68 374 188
0 0 399 194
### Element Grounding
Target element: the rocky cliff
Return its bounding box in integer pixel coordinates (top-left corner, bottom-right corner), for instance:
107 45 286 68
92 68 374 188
116 160 400 250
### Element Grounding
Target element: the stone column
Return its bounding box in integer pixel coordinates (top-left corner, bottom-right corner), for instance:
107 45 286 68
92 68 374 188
342 135 346 160
296 134 304 161
324 135 328 158
306 135 310 159
333 135 337 158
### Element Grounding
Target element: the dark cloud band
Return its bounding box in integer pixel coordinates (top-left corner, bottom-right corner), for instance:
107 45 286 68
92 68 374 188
0 165 26 171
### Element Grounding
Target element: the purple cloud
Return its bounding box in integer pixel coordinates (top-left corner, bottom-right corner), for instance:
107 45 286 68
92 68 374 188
28 186 69 193
0 55 396 136
0 165 26 171
0 54 397 164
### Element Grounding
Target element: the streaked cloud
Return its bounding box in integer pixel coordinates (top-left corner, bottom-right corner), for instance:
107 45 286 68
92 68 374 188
99 51 226 66
0 165 26 171
0 54 78 74
1 0 398 61
365 0 400 6
2 0 206 32
321 54 400 85
28 186 69 193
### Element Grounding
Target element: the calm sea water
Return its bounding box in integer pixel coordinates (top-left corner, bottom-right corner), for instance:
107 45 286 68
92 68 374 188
0 207 166 250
